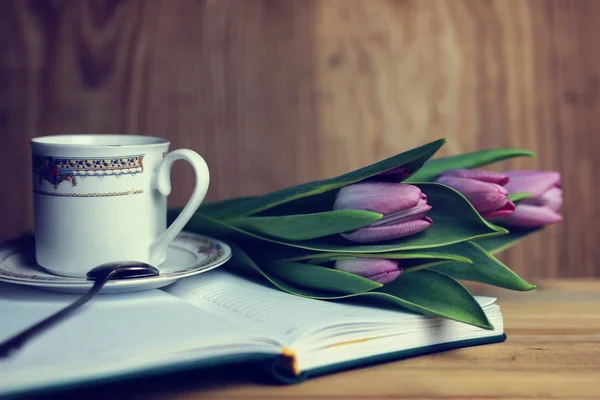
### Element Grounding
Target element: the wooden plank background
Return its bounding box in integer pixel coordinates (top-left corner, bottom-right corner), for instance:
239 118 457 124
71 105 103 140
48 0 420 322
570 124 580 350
0 0 598 278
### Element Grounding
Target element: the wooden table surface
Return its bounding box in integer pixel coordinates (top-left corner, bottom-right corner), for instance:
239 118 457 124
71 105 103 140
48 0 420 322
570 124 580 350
62 279 600 400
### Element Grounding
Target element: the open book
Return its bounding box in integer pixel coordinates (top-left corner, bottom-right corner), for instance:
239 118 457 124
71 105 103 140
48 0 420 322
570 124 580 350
0 269 505 397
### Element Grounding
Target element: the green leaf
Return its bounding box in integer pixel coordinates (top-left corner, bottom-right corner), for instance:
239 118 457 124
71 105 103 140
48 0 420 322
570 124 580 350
207 139 446 218
405 148 536 182
401 259 462 273
181 183 507 254
301 257 466 274
225 244 492 329
375 270 492 329
225 243 342 298
507 192 532 203
263 261 382 294
255 190 338 216
228 210 382 241
474 227 542 254
230 241 473 270
225 242 387 299
250 241 474 264
207 235 473 266
429 242 535 291
298 251 472 264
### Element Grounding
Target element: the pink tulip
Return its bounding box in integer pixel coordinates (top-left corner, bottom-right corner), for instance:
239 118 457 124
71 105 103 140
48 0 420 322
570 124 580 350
333 182 432 243
334 258 402 284
435 169 515 220
500 170 563 227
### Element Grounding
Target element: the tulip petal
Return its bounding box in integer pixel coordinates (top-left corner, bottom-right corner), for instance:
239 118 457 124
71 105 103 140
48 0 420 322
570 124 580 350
504 171 561 197
334 182 423 215
438 169 509 185
436 177 508 211
469 190 512 213
501 204 563 227
366 270 402 284
480 201 515 220
522 187 563 211
373 207 432 227
369 195 432 227
333 257 402 284
436 177 508 196
542 187 563 211
334 258 400 278
341 217 432 243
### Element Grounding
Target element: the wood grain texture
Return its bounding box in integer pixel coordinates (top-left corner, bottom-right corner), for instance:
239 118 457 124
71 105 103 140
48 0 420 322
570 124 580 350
0 0 599 277
39 279 600 399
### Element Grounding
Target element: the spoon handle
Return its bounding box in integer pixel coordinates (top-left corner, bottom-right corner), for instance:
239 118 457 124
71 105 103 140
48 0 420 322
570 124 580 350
0 277 109 358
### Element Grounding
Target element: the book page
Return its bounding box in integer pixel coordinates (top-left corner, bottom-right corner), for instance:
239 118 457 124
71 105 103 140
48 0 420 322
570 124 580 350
0 282 280 395
165 270 335 340
165 270 416 341
165 270 500 346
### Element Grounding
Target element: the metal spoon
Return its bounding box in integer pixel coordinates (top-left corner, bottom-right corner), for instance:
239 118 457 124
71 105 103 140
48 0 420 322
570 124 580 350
0 261 159 358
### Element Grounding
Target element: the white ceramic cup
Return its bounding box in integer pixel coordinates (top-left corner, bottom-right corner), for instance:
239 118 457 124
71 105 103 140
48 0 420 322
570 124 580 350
30 134 210 277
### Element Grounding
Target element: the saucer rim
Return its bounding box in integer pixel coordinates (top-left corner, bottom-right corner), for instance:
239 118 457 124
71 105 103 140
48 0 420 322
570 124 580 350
0 231 232 289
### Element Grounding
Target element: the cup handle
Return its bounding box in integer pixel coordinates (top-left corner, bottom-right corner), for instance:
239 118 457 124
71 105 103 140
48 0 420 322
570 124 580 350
149 149 210 264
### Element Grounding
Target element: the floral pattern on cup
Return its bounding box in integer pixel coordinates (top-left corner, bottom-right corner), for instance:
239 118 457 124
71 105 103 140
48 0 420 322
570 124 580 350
32 155 145 189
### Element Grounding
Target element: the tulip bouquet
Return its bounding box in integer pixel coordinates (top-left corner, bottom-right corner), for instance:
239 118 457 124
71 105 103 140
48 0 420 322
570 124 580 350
169 139 562 329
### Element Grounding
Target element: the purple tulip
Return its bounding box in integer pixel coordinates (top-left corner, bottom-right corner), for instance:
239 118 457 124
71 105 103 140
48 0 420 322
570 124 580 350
334 258 402 284
333 182 432 243
500 170 563 227
435 169 515 220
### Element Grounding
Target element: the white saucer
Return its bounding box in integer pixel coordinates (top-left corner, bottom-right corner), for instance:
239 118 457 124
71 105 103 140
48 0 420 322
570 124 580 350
0 232 231 294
